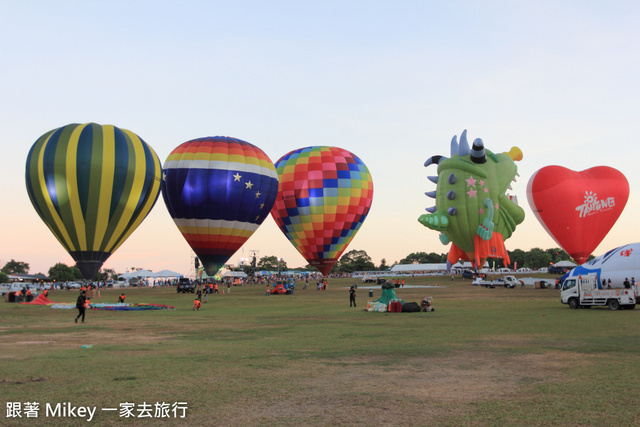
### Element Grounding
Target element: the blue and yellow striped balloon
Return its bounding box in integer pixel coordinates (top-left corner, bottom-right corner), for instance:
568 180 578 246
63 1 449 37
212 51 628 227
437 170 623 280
25 123 162 279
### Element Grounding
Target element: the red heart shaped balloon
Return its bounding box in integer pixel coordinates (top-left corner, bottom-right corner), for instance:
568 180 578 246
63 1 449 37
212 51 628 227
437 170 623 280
526 166 629 264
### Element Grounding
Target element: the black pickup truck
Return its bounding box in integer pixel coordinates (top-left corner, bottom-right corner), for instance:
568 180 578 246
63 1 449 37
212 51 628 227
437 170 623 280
176 278 195 293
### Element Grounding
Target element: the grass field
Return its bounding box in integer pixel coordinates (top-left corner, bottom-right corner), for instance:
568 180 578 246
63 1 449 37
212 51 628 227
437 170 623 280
2 275 640 426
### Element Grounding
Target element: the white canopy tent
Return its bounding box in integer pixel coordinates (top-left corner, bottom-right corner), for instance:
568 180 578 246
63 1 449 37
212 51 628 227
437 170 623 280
119 269 184 279
554 260 577 268
451 261 490 270
390 263 447 273
119 269 154 279
153 269 184 278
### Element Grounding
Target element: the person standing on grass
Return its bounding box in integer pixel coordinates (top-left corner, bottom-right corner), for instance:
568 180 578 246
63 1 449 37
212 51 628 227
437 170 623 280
349 286 356 307
75 290 87 323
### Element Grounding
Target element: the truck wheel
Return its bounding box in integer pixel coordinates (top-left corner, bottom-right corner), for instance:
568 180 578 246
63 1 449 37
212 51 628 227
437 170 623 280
568 298 579 309
608 299 620 310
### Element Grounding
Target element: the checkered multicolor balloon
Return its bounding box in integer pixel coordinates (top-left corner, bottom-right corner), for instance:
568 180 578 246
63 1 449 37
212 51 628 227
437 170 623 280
271 146 373 275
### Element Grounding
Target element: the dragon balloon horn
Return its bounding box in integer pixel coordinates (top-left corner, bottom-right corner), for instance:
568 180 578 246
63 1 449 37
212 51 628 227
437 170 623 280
418 130 525 270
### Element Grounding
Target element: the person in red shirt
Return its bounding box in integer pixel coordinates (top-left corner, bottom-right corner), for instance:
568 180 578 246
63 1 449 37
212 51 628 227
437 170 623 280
193 299 201 311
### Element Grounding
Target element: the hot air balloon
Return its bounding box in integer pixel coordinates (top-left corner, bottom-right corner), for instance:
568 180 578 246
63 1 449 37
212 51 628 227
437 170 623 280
162 137 279 276
25 123 162 279
418 130 525 270
270 146 374 276
526 165 629 264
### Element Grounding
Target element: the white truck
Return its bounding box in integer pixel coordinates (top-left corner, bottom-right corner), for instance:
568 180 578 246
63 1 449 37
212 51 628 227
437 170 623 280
561 274 637 310
472 275 520 288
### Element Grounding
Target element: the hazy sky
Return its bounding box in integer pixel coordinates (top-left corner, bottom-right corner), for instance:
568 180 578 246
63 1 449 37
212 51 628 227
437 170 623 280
2 1 640 276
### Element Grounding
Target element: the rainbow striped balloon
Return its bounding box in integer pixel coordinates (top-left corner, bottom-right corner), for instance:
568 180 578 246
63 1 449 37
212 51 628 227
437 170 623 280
270 146 374 275
162 137 279 275
25 123 162 279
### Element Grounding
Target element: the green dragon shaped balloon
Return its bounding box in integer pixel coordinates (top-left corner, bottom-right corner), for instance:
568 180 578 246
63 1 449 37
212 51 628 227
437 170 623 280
418 130 525 270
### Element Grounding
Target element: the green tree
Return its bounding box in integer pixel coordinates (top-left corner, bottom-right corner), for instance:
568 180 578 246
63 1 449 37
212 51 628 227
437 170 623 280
0 271 9 283
378 258 389 271
338 250 375 272
48 263 83 282
398 252 446 264
101 268 118 280
508 249 526 269
545 248 571 264
524 248 553 269
257 256 287 271
2 259 30 274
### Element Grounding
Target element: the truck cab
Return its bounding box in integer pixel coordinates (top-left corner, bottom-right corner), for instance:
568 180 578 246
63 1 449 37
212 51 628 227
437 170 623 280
561 274 636 310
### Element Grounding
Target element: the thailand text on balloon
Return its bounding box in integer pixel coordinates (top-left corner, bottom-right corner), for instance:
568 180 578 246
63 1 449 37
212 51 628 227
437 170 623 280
25 123 162 279
270 146 374 276
526 165 629 265
162 136 279 276
418 130 525 270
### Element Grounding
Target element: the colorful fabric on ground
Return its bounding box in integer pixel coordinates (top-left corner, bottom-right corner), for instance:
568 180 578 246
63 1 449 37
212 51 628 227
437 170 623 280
19 294 61 305
50 304 76 309
89 303 175 311
49 303 175 310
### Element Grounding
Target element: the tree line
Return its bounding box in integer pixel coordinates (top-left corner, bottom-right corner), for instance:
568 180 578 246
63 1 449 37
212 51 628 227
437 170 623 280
0 247 579 283
328 247 578 273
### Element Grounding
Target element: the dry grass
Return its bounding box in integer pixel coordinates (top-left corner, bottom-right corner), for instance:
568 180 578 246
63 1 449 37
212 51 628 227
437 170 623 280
2 277 640 426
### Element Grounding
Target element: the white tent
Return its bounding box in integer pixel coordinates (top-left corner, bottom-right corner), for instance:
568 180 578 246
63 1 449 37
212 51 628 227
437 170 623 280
119 269 154 279
390 263 447 273
451 261 490 269
554 260 577 267
153 269 184 278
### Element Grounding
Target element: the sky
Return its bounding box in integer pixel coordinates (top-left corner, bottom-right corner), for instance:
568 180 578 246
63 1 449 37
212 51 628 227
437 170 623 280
2 0 640 277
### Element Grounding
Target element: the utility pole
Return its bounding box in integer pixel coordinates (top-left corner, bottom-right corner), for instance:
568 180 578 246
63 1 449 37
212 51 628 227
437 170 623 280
249 250 259 276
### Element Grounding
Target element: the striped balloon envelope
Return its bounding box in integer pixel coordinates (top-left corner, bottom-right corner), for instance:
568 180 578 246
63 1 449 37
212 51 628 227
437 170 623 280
270 146 374 275
162 137 279 276
25 123 162 279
